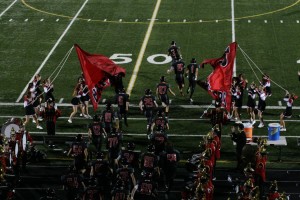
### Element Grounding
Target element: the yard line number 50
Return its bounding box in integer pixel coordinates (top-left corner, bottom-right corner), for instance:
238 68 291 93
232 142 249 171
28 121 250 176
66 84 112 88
110 53 172 65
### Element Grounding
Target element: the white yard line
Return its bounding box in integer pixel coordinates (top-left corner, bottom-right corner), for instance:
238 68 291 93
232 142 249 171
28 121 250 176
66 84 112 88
16 0 89 102
126 0 161 96
0 0 18 18
1 101 300 110
23 131 300 138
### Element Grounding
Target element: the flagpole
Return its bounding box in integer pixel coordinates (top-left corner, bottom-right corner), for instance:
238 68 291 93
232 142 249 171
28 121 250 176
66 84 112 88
231 0 237 77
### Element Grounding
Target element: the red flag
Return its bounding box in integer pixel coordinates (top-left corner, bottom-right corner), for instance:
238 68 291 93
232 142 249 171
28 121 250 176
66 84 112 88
75 44 126 111
200 42 237 111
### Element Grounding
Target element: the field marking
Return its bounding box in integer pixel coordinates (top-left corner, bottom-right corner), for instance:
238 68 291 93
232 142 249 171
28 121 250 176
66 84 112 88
16 0 89 103
126 0 161 96
20 0 300 24
24 131 300 138
2 114 300 123
1 101 300 110
0 0 18 18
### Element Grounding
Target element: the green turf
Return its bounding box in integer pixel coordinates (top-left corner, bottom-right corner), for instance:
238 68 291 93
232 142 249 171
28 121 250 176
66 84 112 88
1 0 300 170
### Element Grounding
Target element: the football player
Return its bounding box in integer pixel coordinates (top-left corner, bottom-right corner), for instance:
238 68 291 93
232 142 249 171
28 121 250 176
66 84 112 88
139 89 158 132
156 76 175 117
167 59 185 96
115 88 130 129
168 41 182 63
185 58 199 103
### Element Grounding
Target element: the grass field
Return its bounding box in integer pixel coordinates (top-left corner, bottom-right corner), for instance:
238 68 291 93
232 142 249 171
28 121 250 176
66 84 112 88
1 0 300 156
1 0 300 198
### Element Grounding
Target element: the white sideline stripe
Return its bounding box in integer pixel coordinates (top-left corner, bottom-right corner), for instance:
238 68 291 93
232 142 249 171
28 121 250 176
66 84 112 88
126 0 161 96
58 98 64 103
1 115 300 123
16 0 89 103
1 102 300 109
0 0 18 18
25 131 300 138
278 101 282 106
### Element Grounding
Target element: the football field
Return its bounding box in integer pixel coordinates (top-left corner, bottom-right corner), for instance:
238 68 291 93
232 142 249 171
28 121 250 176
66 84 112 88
1 0 300 199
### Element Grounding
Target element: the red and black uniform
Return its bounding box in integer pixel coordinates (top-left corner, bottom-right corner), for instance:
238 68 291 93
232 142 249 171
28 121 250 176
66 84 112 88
89 121 106 152
247 87 257 109
171 60 185 89
16 130 33 171
186 61 199 99
160 146 180 193
150 131 168 156
118 149 140 169
168 44 181 63
8 136 19 178
212 135 221 161
106 132 122 165
115 90 129 128
152 115 168 132
24 95 35 116
91 159 112 193
116 166 135 192
102 108 115 133
82 184 102 200
156 82 170 106
140 94 157 130
43 103 61 136
267 191 280 200
69 140 87 171
283 94 294 117
111 185 129 200
209 107 225 138
141 152 158 173
196 181 214 200
255 154 267 198
61 169 85 200
133 178 158 200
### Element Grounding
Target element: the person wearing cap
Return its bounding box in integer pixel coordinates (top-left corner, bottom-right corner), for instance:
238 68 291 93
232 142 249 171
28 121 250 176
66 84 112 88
185 58 200 103
42 98 61 137
230 123 247 171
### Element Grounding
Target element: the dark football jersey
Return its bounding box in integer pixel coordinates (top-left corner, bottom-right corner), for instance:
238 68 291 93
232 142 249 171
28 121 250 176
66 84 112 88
168 46 181 61
156 83 169 96
172 60 185 75
141 95 156 110
187 63 199 78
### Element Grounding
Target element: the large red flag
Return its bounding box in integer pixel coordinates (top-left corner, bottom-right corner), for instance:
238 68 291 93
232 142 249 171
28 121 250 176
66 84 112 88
75 44 126 111
200 42 237 111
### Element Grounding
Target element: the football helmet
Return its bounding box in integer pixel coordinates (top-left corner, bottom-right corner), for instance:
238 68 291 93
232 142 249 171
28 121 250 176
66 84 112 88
147 144 155 153
127 142 136 151
145 89 152 95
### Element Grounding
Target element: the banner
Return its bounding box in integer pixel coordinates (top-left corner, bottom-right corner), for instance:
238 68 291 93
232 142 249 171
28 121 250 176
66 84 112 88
200 42 237 111
75 44 126 110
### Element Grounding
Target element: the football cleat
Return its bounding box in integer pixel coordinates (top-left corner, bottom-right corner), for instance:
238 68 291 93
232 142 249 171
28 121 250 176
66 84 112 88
258 123 264 128
36 125 43 130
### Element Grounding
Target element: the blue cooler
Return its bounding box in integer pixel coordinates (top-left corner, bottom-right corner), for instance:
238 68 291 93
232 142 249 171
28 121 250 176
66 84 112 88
268 123 280 141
